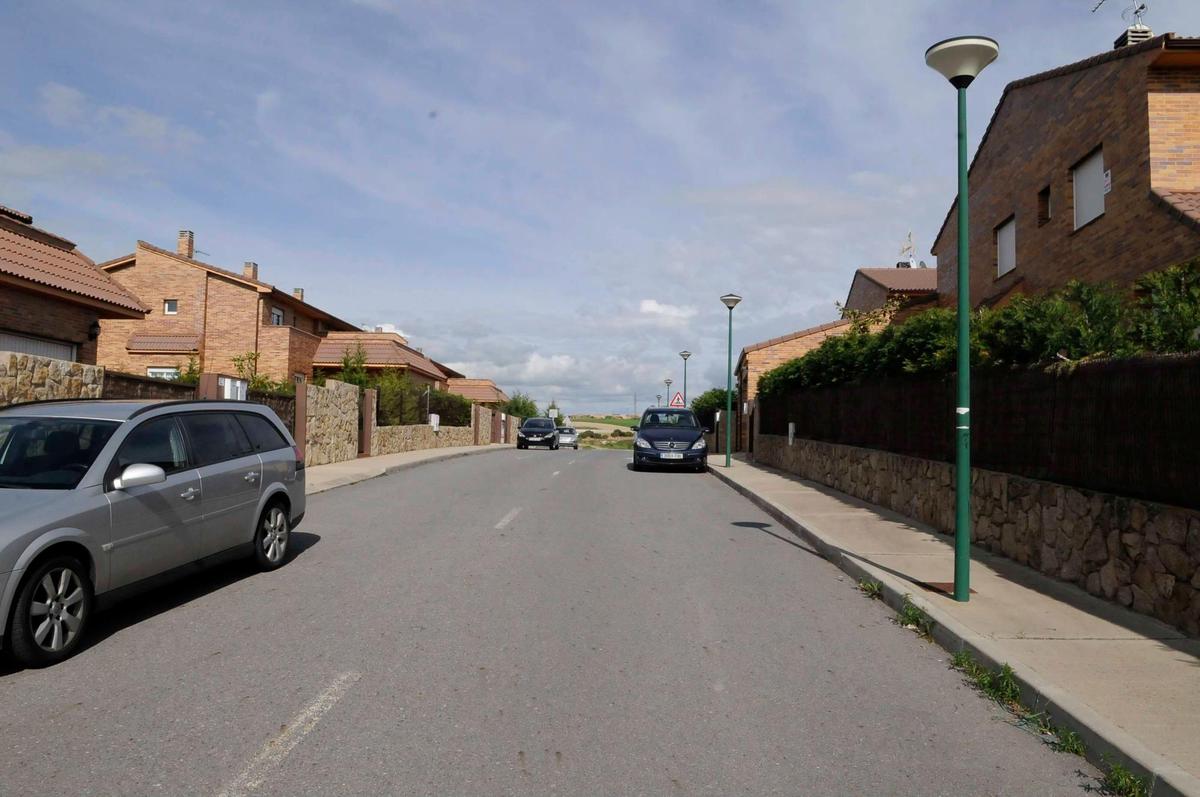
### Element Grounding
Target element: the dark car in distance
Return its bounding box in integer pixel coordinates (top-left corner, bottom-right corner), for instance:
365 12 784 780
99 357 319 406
631 408 707 472
517 417 559 450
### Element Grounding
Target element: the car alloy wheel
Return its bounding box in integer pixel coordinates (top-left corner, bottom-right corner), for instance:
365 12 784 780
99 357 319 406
10 555 93 667
256 504 290 570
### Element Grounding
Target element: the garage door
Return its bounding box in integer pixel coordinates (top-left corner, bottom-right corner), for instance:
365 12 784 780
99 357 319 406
0 331 76 361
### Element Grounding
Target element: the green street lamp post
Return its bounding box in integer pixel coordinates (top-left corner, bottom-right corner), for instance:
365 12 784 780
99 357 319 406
679 350 691 404
665 378 673 405
720 293 742 467
925 35 999 602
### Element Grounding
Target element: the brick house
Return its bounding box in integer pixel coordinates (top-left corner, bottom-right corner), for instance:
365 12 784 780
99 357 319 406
0 205 145 363
931 31 1200 309
447 378 510 408
843 265 938 317
311 330 449 389
96 231 358 381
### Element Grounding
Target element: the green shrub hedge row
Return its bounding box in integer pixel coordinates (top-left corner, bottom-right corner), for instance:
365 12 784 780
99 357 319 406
758 259 1200 397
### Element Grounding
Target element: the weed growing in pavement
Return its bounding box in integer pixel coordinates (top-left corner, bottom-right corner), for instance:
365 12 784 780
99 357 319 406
857 578 883 599
1098 757 1149 797
950 651 1089 759
894 595 934 639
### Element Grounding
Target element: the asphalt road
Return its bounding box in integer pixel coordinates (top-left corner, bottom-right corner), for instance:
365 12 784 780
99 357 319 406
0 449 1098 796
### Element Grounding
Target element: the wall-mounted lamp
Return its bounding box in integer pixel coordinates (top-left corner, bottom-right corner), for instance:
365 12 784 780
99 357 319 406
87 320 101 341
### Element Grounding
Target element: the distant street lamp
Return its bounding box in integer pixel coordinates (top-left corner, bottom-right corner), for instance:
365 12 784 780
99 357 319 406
720 293 742 467
925 35 999 603
664 378 673 405
679 351 691 404
656 394 662 406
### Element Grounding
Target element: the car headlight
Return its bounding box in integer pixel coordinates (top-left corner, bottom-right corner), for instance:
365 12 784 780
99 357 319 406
691 438 706 450
635 437 652 449
518 431 527 437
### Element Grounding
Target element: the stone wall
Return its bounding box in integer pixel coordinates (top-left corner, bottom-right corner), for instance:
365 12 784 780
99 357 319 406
0 351 103 406
474 405 494 444
305 378 359 466
371 424 474 456
756 434 1200 636
103 370 197 401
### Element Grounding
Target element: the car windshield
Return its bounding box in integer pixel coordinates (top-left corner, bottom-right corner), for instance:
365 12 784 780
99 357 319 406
640 411 699 430
0 417 120 490
523 419 555 430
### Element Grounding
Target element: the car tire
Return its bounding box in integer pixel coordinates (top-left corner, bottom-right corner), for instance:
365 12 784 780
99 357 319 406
254 502 290 571
8 554 94 668
552 443 559 450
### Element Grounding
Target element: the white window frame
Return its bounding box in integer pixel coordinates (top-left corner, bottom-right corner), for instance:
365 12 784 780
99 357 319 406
995 216 1016 278
270 307 285 326
163 299 178 315
147 367 180 380
1073 148 1106 230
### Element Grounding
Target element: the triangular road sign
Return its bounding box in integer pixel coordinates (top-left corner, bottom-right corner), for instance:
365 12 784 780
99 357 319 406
669 391 685 408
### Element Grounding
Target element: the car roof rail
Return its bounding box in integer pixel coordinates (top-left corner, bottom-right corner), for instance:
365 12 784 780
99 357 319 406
127 398 267 419
1 397 126 410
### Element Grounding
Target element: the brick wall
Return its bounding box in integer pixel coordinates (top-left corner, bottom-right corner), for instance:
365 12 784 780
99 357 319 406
0 351 103 406
0 285 101 364
756 434 1200 636
1147 67 1200 190
98 244 207 373
202 275 261 376
257 324 322 381
934 48 1200 308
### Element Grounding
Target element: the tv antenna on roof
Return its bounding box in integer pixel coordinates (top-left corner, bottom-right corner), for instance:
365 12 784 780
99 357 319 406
899 231 916 268
1091 0 1149 26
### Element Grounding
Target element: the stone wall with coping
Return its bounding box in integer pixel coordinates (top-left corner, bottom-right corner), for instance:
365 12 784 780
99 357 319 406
756 434 1200 636
371 424 474 456
475 405 494 444
305 378 359 466
0 351 103 406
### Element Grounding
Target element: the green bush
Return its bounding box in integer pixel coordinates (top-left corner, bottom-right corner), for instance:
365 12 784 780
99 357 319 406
690 387 733 428
758 259 1200 398
501 391 538 419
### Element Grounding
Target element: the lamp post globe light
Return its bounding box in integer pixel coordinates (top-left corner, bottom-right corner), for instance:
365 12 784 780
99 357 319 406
925 35 998 603
679 351 691 403
656 394 662 406
664 378 673 404
720 293 742 468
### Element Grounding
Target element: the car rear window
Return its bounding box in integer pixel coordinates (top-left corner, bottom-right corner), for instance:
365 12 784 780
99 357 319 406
236 412 290 453
179 413 253 467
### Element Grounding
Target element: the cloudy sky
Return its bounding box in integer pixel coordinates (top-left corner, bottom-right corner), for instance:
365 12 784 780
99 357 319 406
4 1 1199 413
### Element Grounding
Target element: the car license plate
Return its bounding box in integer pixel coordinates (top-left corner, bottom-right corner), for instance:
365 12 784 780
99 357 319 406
661 452 683 460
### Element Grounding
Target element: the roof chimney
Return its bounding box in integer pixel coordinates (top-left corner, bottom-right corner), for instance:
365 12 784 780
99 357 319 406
292 288 305 302
896 260 912 269
1114 23 1152 48
243 261 259 280
374 326 383 332
177 230 194 258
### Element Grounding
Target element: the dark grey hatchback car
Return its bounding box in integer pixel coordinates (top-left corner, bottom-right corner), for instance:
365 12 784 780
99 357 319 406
0 400 305 667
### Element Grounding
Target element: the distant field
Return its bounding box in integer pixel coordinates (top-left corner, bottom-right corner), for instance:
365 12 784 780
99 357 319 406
573 415 638 428
580 436 634 450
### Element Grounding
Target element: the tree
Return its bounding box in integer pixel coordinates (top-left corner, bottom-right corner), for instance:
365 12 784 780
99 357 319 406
502 391 538 419
690 388 733 429
334 343 369 388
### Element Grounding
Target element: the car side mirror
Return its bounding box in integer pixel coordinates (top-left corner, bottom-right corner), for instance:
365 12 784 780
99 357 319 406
112 463 166 490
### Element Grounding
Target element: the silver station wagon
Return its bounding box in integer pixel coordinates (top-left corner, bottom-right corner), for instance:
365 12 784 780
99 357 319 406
0 400 305 667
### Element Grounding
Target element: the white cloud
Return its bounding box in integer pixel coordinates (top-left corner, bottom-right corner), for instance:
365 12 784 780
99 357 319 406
37 82 202 151
39 83 87 126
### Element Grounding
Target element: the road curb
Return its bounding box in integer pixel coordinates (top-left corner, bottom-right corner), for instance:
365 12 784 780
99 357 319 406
708 462 1199 797
308 446 510 496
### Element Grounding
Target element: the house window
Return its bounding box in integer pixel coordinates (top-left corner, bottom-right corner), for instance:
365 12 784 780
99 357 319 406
1073 148 1106 229
995 216 1016 278
270 307 285 326
1037 186 1051 226
147 367 180 380
163 299 178 315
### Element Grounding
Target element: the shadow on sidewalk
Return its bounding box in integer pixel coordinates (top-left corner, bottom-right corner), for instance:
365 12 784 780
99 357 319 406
733 459 1200 660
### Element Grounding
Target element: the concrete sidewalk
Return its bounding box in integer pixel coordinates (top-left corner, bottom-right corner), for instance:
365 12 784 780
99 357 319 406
710 456 1200 797
305 444 506 495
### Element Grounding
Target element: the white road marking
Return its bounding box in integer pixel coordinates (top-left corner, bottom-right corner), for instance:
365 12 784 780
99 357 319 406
551 471 560 477
494 507 522 529
216 671 361 797
568 460 576 465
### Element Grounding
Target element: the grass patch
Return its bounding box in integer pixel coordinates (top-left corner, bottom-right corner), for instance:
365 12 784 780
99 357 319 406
574 415 638 428
1098 758 1148 797
581 437 634 450
857 578 883 600
950 650 1089 760
894 594 934 639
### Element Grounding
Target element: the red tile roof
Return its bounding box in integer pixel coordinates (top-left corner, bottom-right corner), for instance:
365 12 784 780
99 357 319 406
853 267 938 293
126 333 201 353
0 211 146 316
447 378 509 404
312 331 447 380
741 319 852 356
1153 190 1200 229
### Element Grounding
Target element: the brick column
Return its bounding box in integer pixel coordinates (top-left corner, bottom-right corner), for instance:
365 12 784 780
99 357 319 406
197 373 222 400
359 388 377 457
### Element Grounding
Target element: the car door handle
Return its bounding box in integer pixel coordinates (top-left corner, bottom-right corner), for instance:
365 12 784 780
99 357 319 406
180 487 198 501
244 472 259 482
